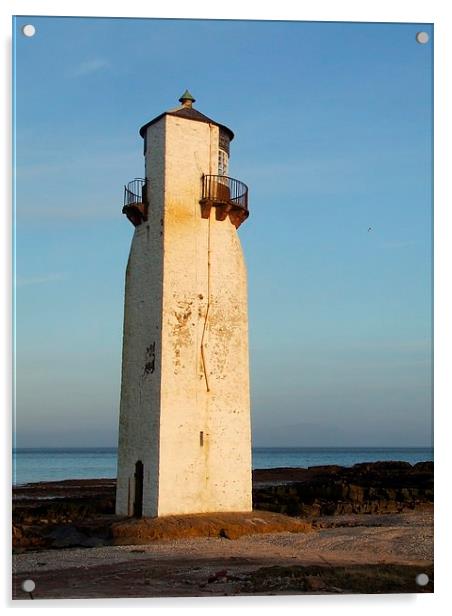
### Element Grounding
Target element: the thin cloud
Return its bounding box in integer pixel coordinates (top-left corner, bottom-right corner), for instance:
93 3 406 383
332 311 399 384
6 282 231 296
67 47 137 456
73 59 110 77
16 274 66 288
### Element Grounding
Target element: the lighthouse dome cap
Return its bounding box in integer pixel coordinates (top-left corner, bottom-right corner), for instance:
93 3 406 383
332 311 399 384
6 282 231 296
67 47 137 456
139 91 234 141
178 89 196 104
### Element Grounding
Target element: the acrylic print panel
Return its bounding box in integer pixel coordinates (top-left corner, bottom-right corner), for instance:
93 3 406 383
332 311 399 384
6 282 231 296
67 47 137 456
12 16 433 599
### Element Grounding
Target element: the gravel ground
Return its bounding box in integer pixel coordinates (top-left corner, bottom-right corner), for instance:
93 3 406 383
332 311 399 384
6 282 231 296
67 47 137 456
13 511 433 577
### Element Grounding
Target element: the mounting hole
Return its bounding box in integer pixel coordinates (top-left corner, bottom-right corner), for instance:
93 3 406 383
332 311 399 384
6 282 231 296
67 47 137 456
416 32 429 44
415 573 429 587
21 24 36 37
21 579 36 593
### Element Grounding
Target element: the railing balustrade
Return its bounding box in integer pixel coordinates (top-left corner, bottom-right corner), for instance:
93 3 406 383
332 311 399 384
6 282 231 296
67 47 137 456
201 175 248 212
123 178 146 208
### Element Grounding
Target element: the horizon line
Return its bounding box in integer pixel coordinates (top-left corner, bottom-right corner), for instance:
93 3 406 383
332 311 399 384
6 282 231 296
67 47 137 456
13 445 434 451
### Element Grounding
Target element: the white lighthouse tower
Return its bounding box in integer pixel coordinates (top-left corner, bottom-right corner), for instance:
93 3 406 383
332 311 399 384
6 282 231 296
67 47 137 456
116 91 252 517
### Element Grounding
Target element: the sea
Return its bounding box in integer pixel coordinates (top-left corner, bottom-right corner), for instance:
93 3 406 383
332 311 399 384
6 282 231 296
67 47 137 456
12 447 433 486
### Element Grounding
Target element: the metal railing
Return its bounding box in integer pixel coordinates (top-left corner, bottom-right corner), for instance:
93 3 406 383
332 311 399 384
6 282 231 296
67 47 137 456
201 175 248 212
123 178 146 207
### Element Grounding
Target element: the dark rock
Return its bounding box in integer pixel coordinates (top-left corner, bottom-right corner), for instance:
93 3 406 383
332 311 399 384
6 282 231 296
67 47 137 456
412 461 434 472
253 460 433 517
352 461 412 472
307 465 343 473
44 525 91 548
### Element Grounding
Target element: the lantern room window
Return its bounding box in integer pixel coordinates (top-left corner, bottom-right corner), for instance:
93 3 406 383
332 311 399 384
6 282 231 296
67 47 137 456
218 149 228 176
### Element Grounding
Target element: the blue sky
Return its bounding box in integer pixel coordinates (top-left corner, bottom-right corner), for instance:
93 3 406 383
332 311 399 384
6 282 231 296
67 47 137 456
13 17 433 447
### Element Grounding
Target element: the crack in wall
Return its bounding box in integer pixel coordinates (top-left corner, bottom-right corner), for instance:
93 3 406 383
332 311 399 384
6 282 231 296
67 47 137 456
200 213 211 392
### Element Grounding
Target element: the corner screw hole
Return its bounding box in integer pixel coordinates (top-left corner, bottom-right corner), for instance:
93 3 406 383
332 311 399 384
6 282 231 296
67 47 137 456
21 24 36 37
416 32 429 44
415 573 429 586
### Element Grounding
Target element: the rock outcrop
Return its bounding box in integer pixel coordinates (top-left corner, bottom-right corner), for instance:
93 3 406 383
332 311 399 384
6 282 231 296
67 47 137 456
12 461 433 550
252 461 433 516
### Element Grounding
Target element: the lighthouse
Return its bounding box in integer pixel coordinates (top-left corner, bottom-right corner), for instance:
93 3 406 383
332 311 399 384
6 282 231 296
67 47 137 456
115 91 252 517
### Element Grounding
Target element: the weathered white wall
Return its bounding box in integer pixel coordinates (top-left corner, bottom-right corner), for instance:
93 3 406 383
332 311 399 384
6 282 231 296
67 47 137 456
116 112 252 517
116 118 165 516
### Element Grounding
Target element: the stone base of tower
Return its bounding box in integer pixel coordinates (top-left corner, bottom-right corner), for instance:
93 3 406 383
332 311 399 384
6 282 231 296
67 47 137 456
112 511 311 544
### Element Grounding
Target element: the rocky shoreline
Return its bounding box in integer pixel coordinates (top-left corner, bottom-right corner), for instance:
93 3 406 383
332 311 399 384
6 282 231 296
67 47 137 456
12 461 433 598
13 460 433 552
253 460 433 516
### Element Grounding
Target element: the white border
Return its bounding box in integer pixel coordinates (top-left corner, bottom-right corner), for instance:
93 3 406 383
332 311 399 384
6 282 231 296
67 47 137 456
0 0 446 22
2 0 450 613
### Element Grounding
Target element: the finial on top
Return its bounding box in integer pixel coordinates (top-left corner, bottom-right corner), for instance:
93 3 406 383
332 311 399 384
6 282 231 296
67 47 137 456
179 89 196 108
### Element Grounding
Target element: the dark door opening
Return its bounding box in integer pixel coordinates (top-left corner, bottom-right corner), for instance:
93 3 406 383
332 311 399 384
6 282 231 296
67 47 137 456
133 460 144 518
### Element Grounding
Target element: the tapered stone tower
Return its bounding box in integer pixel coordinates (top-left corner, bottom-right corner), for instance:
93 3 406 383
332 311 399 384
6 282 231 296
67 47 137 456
116 92 252 517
